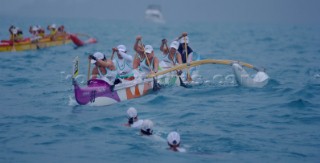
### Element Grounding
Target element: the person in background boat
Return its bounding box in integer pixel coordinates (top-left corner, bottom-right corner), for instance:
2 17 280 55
140 119 153 136
36 25 46 38
125 107 144 128
47 24 58 40
175 32 193 64
16 28 24 41
58 25 66 34
29 26 41 42
89 52 121 90
9 25 18 41
159 39 183 71
112 45 134 81
57 25 69 39
167 131 181 151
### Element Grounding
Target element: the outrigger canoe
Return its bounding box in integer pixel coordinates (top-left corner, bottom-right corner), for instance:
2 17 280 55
72 57 269 106
0 35 71 52
72 56 159 106
1 33 97 52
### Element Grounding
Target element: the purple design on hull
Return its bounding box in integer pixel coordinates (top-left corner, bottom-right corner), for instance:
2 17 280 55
73 79 121 105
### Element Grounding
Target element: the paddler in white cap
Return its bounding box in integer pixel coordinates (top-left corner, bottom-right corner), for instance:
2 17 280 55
133 35 159 75
159 39 183 71
89 52 120 89
175 32 194 64
112 45 135 81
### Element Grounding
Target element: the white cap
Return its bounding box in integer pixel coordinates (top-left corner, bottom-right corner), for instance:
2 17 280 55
32 26 38 31
91 52 105 64
170 41 179 50
51 24 57 29
144 45 153 54
180 36 189 44
127 107 137 118
117 45 127 52
12 28 18 34
141 119 153 132
167 131 180 145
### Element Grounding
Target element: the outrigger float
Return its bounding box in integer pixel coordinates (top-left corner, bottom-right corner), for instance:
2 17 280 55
72 57 269 106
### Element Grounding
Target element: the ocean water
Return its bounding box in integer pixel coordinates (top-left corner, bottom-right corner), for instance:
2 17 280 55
1 17 320 162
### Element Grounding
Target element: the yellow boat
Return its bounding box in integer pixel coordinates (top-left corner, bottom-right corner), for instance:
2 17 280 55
0 35 71 52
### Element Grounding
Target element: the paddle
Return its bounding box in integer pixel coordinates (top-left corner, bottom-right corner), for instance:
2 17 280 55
139 40 161 91
164 42 189 88
11 34 16 52
183 35 192 81
87 55 91 82
72 56 79 85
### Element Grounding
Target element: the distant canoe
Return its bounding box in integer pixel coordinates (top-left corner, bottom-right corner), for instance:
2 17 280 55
0 35 71 52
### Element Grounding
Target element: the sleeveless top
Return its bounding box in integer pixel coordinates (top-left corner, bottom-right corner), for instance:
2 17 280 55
139 57 154 73
97 66 118 84
161 52 178 68
114 58 134 79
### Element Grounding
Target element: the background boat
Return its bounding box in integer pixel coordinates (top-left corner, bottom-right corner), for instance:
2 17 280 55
145 4 165 24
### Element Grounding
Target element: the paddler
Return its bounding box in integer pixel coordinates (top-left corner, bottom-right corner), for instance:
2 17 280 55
16 28 24 41
133 36 159 76
112 45 135 81
175 32 194 64
88 52 121 88
29 25 41 42
133 35 146 69
159 39 183 71
47 24 58 40
9 25 18 41
36 25 46 38
125 107 144 128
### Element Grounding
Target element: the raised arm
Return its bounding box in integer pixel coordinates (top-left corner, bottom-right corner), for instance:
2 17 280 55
160 39 168 54
134 35 144 54
174 32 188 42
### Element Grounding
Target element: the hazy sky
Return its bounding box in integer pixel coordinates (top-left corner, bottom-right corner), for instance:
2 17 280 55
1 0 320 24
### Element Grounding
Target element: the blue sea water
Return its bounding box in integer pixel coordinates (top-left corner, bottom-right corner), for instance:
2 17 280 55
1 17 320 162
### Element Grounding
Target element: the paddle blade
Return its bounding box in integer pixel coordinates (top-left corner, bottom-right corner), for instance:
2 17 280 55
153 78 161 91
73 56 79 79
179 76 191 88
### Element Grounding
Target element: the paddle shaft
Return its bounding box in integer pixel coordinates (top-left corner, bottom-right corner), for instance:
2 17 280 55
184 37 191 81
87 58 91 81
11 34 16 52
139 40 154 73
